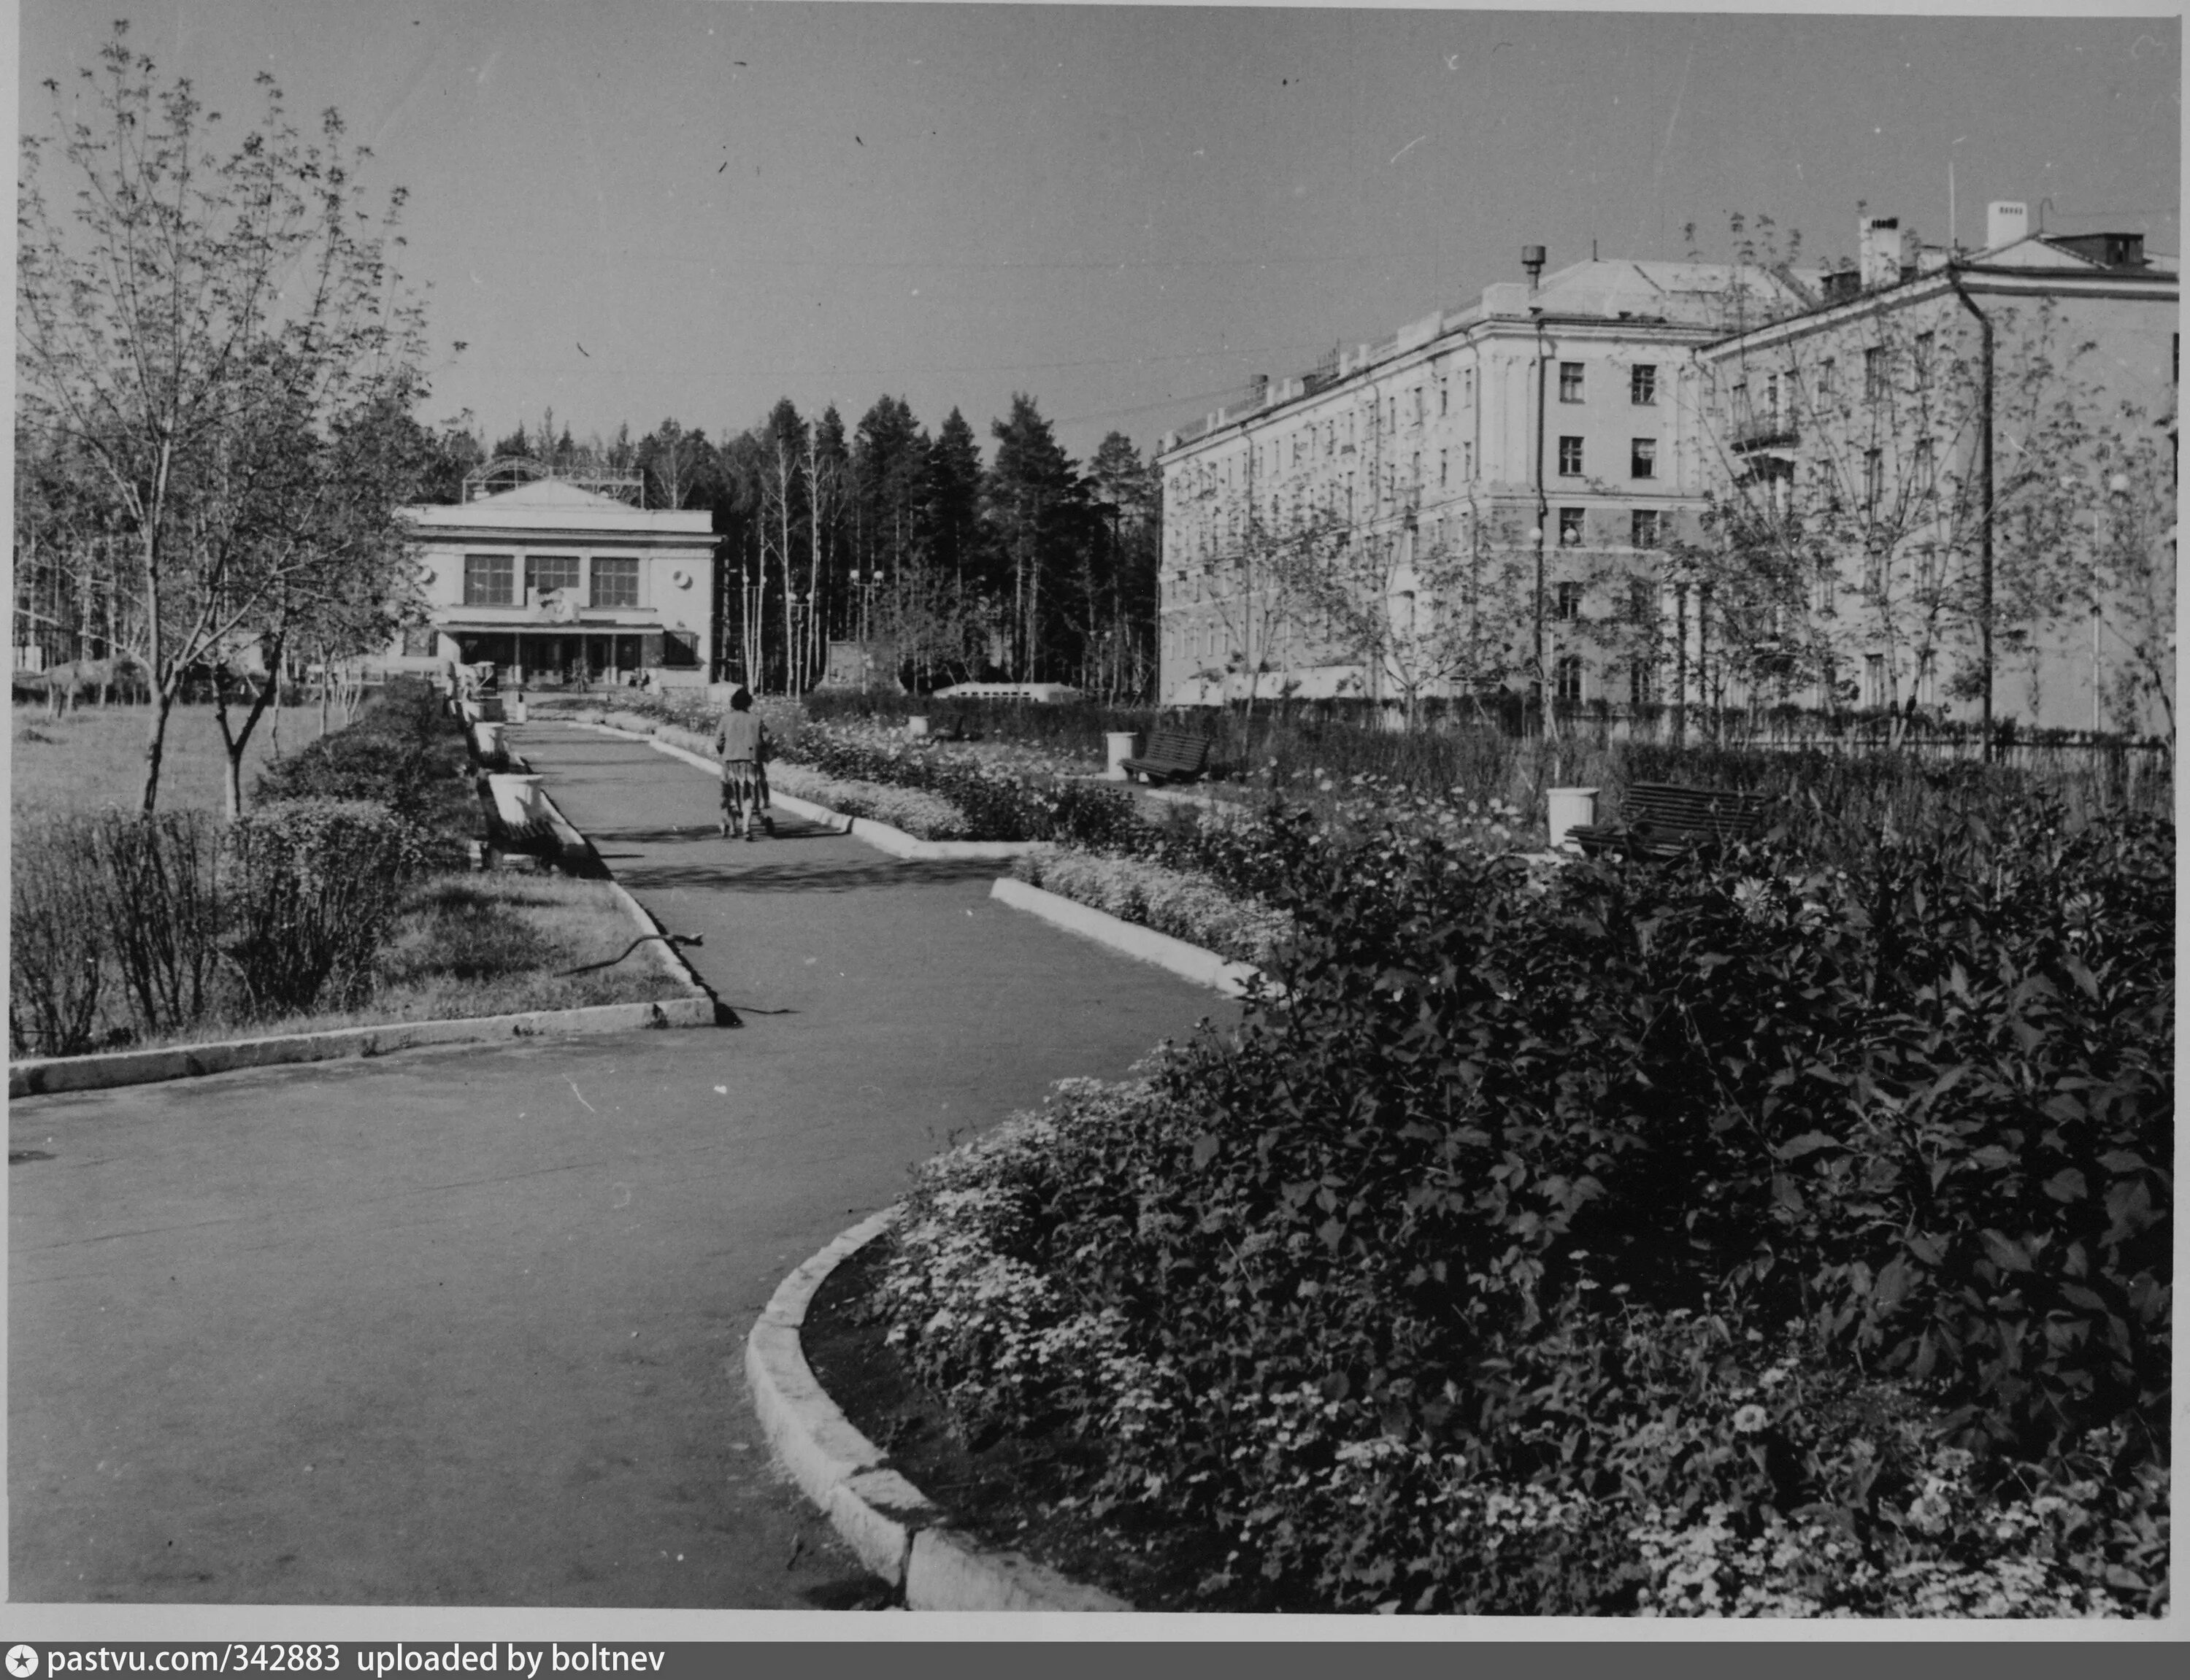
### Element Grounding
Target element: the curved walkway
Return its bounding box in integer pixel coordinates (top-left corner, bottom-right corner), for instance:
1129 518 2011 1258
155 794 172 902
8 721 1237 1609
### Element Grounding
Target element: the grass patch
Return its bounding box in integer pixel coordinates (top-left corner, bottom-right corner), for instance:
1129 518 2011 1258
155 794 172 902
12 701 298 824
18 870 690 1058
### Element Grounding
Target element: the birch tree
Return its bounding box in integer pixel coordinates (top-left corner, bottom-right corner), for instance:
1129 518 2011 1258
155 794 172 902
16 23 430 812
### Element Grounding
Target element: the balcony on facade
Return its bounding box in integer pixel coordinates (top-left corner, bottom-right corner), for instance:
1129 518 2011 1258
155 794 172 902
1729 412 1799 455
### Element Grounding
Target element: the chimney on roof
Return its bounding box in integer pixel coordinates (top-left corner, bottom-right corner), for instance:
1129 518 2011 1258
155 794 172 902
1248 372 1269 405
1859 215 1915 289
1987 201 2029 253
1521 244 1546 289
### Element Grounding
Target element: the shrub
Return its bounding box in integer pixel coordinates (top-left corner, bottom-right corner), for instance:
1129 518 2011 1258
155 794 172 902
88 809 225 1039
767 763 975 840
1012 848 1291 967
255 675 479 853
875 787 2172 1614
9 815 112 1057
220 798 429 1017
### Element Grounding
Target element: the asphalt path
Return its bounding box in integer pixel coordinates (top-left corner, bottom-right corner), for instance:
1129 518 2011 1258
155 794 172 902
9 720 1237 1608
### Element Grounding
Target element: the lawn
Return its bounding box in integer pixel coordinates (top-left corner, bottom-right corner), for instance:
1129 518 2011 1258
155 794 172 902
11 700 313 823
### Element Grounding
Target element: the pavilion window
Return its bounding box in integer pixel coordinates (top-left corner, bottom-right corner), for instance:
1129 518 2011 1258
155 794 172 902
591 558 640 609
464 554 513 606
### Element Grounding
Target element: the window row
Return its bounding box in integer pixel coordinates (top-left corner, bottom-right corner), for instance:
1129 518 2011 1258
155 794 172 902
1558 436 1656 479
463 554 641 609
1556 507 1665 548
1559 363 1659 406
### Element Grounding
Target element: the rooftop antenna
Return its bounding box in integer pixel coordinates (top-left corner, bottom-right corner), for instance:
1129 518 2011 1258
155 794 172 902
1592 237 1599 261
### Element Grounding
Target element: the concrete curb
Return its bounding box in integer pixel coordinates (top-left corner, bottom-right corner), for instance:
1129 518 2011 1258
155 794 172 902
9 787 722 1101
8 997 717 1100
571 719 1048 861
745 1209 1132 1613
988 876 1270 998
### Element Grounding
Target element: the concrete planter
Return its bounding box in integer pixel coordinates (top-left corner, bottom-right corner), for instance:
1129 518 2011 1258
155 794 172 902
485 772 549 831
472 720 507 760
1548 785 1599 851
1104 731 1142 781
906 714 930 739
459 695 505 725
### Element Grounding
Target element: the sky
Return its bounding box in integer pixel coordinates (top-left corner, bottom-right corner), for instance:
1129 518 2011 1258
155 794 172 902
12 2 2182 469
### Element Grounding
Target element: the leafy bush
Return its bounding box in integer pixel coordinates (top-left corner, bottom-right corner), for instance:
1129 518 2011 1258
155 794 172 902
876 789 2172 1614
220 798 429 1017
1012 848 1291 967
254 675 479 854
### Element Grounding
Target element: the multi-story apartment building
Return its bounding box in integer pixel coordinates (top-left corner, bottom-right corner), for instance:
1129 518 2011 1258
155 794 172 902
1154 252 1813 711
1694 204 2177 736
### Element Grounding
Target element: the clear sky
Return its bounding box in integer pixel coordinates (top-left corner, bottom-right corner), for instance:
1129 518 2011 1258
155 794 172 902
15 2 2182 467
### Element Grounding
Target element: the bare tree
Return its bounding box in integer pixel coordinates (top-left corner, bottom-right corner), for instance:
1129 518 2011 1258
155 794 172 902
1686 293 2104 744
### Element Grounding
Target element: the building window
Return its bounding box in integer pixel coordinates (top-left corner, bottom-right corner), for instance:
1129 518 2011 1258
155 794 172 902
526 554 580 599
1462 442 1474 480
1559 361 1585 402
1631 439 1656 479
1556 581 1584 621
1558 436 1583 476
1464 368 1474 404
1439 448 1448 487
1629 658 1653 706
1913 332 1934 384
1629 578 1655 624
1631 364 1658 406
1818 358 1837 396
1864 346 1886 402
1555 654 1585 703
1864 653 1887 709
590 557 639 609
1558 507 1585 547
1863 449 1883 513
1632 508 1662 549
464 554 514 606
1439 379 1449 416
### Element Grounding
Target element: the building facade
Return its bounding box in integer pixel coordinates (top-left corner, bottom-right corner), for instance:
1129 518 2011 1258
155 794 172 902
398 477 718 688
1694 204 2178 736
1153 255 1814 711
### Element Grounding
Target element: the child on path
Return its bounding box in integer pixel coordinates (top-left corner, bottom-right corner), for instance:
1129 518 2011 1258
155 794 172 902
714 686 775 841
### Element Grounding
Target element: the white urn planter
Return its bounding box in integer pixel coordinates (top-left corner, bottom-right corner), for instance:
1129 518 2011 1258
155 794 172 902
1547 786 1600 852
486 773 549 832
1104 731 1142 781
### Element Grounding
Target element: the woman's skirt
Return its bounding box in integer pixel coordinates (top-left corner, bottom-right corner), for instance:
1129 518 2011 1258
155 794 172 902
720 760 769 814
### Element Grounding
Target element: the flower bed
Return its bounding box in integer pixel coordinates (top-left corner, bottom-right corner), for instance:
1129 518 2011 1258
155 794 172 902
867 790 2172 1616
1009 849 1290 968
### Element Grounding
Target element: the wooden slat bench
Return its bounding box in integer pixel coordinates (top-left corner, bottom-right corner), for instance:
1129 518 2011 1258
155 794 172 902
1570 782 1772 860
1120 725 1215 786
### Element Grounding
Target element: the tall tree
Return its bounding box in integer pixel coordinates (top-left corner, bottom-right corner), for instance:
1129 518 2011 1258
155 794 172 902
1083 431 1161 701
804 405 850 685
16 23 430 812
638 417 713 511
986 395 1080 680
758 399 808 693
927 407 986 602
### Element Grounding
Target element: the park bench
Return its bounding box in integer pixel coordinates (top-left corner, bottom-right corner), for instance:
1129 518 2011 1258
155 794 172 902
1570 782 1772 860
1120 725 1216 786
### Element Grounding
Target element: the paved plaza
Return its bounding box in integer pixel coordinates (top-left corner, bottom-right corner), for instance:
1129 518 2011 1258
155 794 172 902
8 723 1236 1607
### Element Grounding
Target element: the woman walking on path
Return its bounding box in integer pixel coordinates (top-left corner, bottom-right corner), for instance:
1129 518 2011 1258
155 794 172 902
714 687 776 841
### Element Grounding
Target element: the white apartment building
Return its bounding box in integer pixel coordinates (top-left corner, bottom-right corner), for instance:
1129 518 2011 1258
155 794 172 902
1696 204 2178 736
1154 252 1814 710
